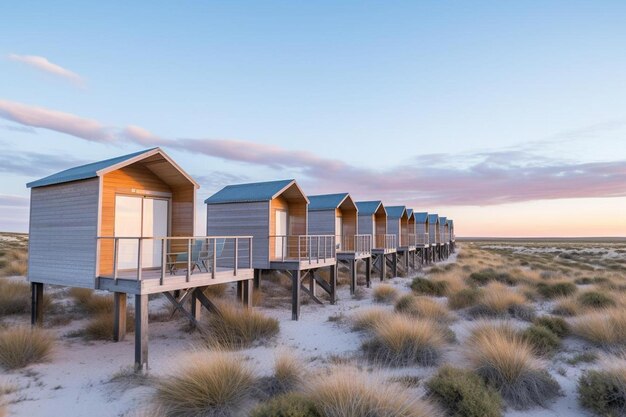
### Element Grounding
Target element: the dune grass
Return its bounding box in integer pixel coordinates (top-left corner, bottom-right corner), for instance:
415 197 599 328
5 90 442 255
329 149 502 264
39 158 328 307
571 308 626 348
250 392 321 417
0 327 54 370
0 279 30 315
351 308 392 332
411 277 448 296
467 322 560 409
82 312 134 340
536 281 577 299
308 368 441 417
533 316 569 338
155 350 256 417
362 315 446 366
372 284 399 303
447 287 482 310
578 366 626 417
468 283 534 321
69 288 114 314
203 302 279 349
261 351 305 397
521 325 561 356
577 290 616 309
0 248 28 277
395 295 453 323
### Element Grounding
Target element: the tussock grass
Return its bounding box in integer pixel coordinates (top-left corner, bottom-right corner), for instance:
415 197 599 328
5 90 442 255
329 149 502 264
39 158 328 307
351 308 392 332
468 283 534 321
522 325 561 356
250 392 321 417
308 368 441 417
372 284 399 303
578 366 626 417
426 365 502 417
0 326 54 370
552 296 581 316
447 288 482 310
395 295 452 323
156 350 256 417
203 302 279 349
0 248 28 277
261 351 305 397
69 288 114 314
468 268 517 286
577 290 616 309
467 322 560 409
534 316 569 338
362 315 446 366
0 279 30 315
571 309 626 348
411 277 448 296
83 313 134 340
536 281 577 299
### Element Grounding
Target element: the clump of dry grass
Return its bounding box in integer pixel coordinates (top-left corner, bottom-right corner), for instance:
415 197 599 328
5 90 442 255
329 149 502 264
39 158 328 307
468 283 534 321
69 288 114 314
571 308 626 349
447 287 482 310
0 248 28 277
308 368 441 417
155 350 256 417
362 315 446 366
82 312 134 340
351 308 392 332
203 302 279 349
394 295 453 323
0 326 54 370
467 322 560 409
261 351 305 397
552 295 581 316
372 284 399 303
578 363 626 417
0 279 30 315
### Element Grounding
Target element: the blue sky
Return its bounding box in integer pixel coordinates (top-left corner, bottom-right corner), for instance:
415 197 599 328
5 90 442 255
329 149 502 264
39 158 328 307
1 1 625 235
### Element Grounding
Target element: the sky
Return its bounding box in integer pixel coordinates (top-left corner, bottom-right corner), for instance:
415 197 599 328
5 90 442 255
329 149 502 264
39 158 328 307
1 0 625 237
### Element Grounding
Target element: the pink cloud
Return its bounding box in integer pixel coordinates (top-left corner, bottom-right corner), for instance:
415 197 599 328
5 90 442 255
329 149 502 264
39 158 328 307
7 54 84 86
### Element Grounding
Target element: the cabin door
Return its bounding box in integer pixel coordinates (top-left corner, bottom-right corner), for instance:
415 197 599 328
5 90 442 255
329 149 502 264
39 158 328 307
115 195 169 270
335 216 343 250
275 209 288 259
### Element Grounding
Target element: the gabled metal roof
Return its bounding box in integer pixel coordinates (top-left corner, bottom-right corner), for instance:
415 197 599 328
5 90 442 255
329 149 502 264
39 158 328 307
440 216 448 227
428 213 440 224
414 212 429 223
448 219 454 228
27 147 199 189
308 193 350 211
205 179 303 204
386 205 407 219
355 201 385 216
406 208 414 220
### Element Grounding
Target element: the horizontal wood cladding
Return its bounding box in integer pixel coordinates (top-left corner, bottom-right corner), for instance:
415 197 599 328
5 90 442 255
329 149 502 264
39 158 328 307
207 201 270 269
28 178 99 288
308 210 335 235
358 214 373 236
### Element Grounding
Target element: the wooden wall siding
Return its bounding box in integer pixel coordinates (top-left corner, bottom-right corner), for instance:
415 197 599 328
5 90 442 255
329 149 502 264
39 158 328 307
387 219 400 245
29 178 100 288
342 209 357 241
400 218 409 245
429 223 439 243
207 201 269 269
375 212 386 236
308 210 335 235
357 214 373 236
99 164 176 275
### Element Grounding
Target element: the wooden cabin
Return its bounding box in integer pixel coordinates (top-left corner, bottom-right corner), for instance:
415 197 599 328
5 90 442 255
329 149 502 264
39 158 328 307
440 216 449 259
386 206 409 248
448 219 456 252
27 147 254 370
406 208 416 246
308 193 371 294
413 211 431 263
356 201 397 280
206 180 337 320
428 213 441 261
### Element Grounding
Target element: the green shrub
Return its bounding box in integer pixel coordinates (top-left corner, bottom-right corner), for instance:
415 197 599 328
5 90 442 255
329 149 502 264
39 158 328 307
410 277 448 296
537 282 577 299
448 288 482 310
578 369 626 417
566 352 598 365
468 269 497 285
577 291 615 309
426 366 502 417
250 393 321 417
533 316 569 338
522 325 561 356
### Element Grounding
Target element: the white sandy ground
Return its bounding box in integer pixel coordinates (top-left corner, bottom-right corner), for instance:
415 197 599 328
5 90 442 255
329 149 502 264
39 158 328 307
0 249 601 417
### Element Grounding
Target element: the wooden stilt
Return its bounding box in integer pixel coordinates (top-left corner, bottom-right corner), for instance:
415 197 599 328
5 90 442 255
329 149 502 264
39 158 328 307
404 251 409 273
134 294 149 372
253 269 261 289
191 289 202 321
242 279 253 309
392 252 398 277
380 254 386 281
291 270 301 321
329 264 337 305
30 282 44 326
113 292 127 342
236 281 243 302
309 271 317 298
350 259 357 295
365 257 371 288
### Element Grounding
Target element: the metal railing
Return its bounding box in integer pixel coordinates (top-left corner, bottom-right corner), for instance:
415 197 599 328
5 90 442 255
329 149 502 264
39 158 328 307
415 233 429 245
97 236 253 285
374 234 396 250
269 235 336 263
337 234 372 255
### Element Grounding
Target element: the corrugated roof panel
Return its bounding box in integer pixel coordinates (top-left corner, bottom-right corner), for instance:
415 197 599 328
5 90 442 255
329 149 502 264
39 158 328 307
355 201 383 216
428 213 439 224
205 179 295 204
308 193 349 211
27 148 158 188
414 212 429 223
386 205 406 218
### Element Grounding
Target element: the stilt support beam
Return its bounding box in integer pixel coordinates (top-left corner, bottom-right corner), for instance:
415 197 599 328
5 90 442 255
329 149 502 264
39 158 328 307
113 292 127 342
30 282 44 326
134 294 149 372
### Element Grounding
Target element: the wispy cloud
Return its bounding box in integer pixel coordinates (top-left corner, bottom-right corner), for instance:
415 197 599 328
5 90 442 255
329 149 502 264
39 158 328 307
7 54 84 86
0 195 29 208
1 98 625 207
0 151 86 177
0 124 37 134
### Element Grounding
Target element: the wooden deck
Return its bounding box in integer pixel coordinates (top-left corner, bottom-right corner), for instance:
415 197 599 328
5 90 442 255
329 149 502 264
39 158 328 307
337 251 371 261
269 257 336 271
97 267 254 294
372 247 396 255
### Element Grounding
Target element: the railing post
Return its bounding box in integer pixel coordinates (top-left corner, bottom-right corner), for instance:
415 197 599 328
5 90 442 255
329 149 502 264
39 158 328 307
308 236 312 264
249 237 253 269
160 239 166 286
113 238 119 284
234 237 238 276
187 239 192 282
137 238 143 282
212 238 217 279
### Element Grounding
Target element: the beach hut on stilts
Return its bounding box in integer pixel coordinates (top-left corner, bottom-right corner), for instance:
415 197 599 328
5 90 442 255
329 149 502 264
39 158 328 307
307 193 371 295
205 180 337 320
413 211 430 264
448 219 456 253
27 148 254 370
356 201 397 281
385 206 415 275
428 213 441 261
440 216 449 259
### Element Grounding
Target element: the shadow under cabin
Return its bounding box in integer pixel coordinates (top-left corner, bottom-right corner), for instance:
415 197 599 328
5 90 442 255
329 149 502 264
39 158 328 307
27 147 254 370
205 179 338 320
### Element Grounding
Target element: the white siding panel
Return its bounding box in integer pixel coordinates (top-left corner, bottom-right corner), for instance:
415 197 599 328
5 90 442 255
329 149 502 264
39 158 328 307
308 210 335 236
28 179 99 288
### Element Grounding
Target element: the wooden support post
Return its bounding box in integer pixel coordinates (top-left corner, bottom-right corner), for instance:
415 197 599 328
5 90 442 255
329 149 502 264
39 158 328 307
30 282 44 326
309 271 317 298
134 294 149 372
392 252 398 277
242 279 253 309
236 281 243 302
329 264 337 305
291 270 301 321
365 257 371 288
253 269 261 289
113 292 127 342
404 251 409 273
350 259 357 295
191 289 202 321
380 254 386 281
